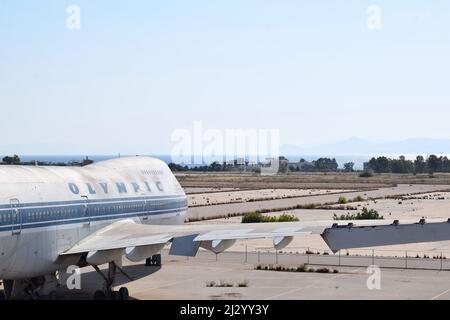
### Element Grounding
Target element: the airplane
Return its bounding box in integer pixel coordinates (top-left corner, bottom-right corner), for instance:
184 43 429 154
1 156 450 300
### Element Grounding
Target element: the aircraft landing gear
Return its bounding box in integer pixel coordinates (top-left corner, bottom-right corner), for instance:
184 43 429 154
145 254 161 266
92 261 131 300
0 277 59 300
93 287 128 300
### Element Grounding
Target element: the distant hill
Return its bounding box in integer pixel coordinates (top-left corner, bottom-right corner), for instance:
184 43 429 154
281 138 450 157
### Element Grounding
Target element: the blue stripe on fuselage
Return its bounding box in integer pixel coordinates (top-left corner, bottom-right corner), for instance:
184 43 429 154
0 195 185 210
0 195 187 232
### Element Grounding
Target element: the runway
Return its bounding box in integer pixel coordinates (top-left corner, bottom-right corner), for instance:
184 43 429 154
187 184 449 220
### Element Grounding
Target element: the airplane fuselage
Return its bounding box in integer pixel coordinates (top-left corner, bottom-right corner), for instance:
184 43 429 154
0 157 187 280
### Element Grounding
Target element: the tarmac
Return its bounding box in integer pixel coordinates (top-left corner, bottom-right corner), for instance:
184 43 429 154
4 184 450 300
51 249 450 300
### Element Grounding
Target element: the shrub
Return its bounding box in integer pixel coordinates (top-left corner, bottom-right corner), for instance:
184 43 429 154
237 280 249 287
261 215 278 223
338 196 348 204
333 207 383 220
358 207 383 219
277 213 299 222
296 264 308 272
353 195 364 202
242 212 263 223
242 212 299 223
255 264 341 275
217 280 233 287
359 171 373 177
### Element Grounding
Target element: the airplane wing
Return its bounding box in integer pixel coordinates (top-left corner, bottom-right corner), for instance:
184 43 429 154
322 218 450 253
60 219 316 262
60 218 450 265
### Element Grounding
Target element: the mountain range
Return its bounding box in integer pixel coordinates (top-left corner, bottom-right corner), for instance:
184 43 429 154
281 138 450 157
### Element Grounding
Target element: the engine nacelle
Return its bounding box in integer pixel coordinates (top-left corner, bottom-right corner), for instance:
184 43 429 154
86 248 124 265
200 239 236 254
273 236 294 250
125 243 166 262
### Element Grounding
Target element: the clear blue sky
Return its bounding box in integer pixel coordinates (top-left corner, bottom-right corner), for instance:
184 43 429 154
1 1 449 155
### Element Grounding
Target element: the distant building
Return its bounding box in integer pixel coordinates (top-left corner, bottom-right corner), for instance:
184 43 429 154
288 159 315 172
235 158 245 167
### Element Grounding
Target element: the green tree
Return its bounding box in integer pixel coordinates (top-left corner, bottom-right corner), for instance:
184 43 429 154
442 157 450 172
2 155 20 165
168 163 188 171
314 158 338 171
368 156 391 173
391 156 414 173
427 155 441 173
414 155 426 173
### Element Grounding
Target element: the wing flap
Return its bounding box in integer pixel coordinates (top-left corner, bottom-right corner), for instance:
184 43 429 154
62 234 173 255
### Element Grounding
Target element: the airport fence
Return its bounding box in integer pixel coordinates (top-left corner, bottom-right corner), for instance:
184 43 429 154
168 246 450 271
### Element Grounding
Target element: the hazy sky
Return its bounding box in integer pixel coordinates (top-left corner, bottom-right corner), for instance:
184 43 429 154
1 1 450 155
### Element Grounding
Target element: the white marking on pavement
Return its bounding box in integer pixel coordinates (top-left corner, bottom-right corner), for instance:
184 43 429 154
430 288 450 300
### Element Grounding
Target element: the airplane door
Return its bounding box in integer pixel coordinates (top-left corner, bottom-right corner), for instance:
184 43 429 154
10 199 21 235
81 195 90 226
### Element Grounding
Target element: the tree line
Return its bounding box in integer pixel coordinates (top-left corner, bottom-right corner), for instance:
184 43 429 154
0 155 94 166
366 155 450 174
1 155 20 165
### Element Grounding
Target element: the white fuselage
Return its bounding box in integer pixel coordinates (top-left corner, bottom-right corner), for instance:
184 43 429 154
0 157 187 280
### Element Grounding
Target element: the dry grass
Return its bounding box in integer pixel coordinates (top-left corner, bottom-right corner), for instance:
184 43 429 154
177 172 450 190
205 280 249 287
255 264 339 274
